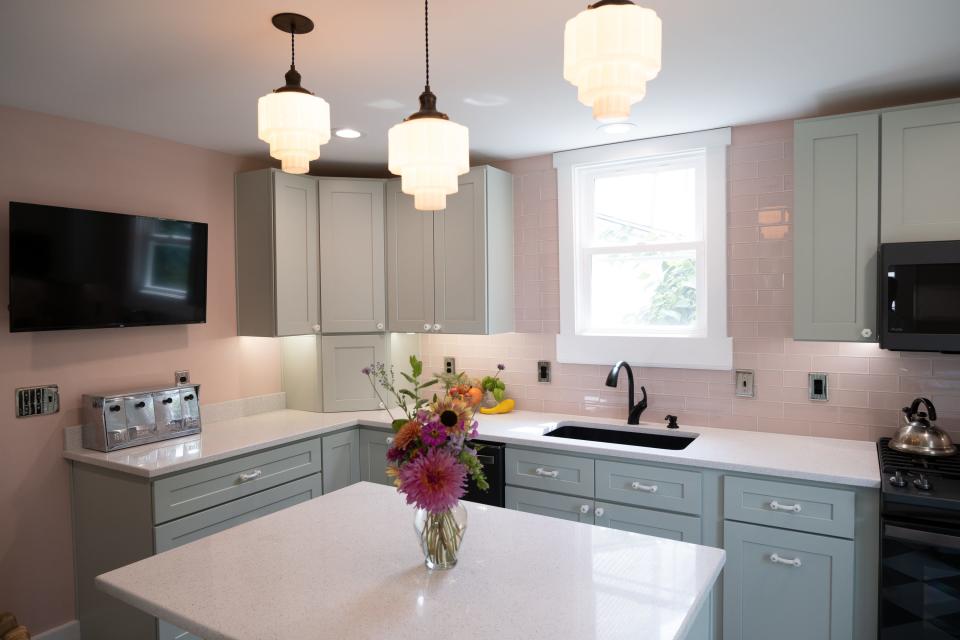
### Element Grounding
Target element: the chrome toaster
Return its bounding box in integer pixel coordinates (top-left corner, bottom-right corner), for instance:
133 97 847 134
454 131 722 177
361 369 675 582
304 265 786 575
81 384 201 452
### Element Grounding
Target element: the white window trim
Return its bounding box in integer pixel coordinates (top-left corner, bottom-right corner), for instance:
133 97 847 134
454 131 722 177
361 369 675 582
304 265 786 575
554 128 732 370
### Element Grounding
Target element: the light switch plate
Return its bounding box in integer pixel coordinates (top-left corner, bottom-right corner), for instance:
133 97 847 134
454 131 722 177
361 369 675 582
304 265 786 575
16 385 60 418
735 370 755 398
538 361 551 383
809 373 828 401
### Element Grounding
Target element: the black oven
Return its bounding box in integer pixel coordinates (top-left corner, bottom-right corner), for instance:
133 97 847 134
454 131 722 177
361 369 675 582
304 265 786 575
881 241 960 352
462 440 505 507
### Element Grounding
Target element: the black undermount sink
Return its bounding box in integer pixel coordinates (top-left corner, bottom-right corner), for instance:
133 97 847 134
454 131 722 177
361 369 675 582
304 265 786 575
544 421 698 450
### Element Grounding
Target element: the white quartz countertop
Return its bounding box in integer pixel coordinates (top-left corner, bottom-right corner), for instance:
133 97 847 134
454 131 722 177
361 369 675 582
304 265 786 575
96 482 725 640
63 407 880 487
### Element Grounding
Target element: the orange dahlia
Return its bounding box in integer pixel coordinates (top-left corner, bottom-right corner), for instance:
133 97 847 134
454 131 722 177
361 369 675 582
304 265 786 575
393 420 422 450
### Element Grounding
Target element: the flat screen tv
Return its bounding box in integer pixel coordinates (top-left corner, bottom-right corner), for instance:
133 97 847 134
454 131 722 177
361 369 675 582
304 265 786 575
9 202 208 332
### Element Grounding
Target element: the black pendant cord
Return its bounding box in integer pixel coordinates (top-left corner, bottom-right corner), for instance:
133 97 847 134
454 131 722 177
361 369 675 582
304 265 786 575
405 0 446 120
290 29 296 70
424 0 430 90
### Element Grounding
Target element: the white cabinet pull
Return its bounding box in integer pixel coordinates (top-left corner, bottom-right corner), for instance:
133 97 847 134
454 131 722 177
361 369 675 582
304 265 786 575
769 500 802 513
534 467 560 478
432 323 442 332
312 324 322 333
769 553 802 568
631 481 658 493
423 323 431 331
579 504 591 514
594 507 605 518
238 469 262 482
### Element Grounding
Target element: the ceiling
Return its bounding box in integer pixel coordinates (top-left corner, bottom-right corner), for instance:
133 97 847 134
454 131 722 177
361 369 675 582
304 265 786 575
2 0 960 176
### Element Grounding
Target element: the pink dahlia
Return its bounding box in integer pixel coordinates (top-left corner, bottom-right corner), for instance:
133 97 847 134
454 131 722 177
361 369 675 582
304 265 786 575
398 447 467 513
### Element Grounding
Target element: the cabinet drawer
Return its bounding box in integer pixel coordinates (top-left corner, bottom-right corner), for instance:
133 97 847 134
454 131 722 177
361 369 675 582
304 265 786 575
724 476 855 539
596 460 702 516
505 448 595 498
595 501 702 544
154 473 323 553
152 438 323 524
505 486 593 524
723 521 854 640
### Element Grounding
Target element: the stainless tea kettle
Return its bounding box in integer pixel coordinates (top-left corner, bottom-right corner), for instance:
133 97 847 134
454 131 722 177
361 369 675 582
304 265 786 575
888 397 956 457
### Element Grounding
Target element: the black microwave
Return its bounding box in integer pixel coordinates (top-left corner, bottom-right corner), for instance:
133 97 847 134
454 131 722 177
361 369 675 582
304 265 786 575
881 241 960 352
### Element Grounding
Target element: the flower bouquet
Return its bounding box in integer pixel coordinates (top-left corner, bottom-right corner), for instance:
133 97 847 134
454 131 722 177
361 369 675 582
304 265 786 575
363 356 504 569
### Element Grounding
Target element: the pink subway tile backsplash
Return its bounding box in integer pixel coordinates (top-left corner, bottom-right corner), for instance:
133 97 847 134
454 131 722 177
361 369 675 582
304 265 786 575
419 122 960 442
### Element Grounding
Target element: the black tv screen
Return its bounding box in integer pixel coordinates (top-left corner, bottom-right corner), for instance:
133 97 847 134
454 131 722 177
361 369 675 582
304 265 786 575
9 202 208 332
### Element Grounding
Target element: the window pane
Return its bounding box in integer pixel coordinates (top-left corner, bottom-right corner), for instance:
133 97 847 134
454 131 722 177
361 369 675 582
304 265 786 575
592 166 697 246
588 250 697 333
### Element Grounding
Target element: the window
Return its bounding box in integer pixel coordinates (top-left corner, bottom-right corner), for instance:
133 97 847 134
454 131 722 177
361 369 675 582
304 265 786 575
555 129 732 369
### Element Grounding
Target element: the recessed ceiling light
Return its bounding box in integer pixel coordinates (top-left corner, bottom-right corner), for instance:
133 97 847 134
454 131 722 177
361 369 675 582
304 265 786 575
598 122 637 135
334 128 364 139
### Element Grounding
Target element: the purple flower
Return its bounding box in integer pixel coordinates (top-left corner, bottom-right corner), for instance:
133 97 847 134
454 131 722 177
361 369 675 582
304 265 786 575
361 367 371 376
497 363 505 371
421 421 448 446
398 448 467 512
386 446 405 462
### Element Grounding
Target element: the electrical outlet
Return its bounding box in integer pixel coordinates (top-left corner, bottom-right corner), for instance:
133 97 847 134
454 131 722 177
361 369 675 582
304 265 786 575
809 373 828 401
443 357 456 375
735 370 755 398
175 370 191 386
538 361 552 383
16 385 60 418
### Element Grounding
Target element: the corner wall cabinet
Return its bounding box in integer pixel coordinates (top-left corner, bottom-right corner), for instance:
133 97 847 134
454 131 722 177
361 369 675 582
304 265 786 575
386 165 515 335
793 97 960 342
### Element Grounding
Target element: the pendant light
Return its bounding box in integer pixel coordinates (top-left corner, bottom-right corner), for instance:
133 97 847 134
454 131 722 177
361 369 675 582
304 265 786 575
388 0 469 212
563 0 662 123
257 13 331 174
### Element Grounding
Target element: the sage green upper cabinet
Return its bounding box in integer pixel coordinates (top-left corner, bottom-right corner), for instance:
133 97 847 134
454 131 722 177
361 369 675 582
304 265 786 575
881 101 960 242
793 114 879 342
317 179 386 334
235 169 320 337
386 165 514 335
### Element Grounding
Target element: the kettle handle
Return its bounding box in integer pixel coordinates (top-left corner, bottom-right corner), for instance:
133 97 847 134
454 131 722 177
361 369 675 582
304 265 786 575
908 397 938 422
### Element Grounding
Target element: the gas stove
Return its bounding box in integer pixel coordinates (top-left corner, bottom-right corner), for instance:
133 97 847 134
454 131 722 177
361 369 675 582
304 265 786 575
878 437 960 519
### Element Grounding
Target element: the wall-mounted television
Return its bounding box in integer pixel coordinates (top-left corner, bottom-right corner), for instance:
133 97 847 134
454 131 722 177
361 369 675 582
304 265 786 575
8 202 208 332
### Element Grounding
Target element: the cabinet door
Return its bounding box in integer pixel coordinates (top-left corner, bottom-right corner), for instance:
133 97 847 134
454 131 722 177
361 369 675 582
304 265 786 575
882 101 960 242
794 114 879 342
723 521 854 640
318 179 386 333
359 428 394 486
321 429 360 493
386 180 435 332
594 501 702 543
273 172 321 336
434 167 488 334
505 486 594 524
320 334 388 412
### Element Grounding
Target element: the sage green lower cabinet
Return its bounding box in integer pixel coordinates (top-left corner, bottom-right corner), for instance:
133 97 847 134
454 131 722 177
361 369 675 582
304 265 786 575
321 429 360 493
359 428 394 486
722 521 854 640
505 486 594 523
594 501 702 543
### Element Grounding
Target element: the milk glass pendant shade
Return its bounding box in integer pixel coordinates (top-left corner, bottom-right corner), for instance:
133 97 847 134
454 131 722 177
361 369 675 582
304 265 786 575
388 0 469 211
563 0 662 123
257 13 330 174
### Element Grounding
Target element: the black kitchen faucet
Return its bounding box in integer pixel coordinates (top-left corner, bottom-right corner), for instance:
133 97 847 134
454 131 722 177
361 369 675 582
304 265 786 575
605 361 648 425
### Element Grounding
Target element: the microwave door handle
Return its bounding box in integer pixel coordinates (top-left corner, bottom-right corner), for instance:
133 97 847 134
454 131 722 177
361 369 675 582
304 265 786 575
885 524 960 551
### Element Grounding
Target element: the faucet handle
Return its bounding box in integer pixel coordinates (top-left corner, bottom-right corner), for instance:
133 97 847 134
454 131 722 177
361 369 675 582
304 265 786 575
665 415 679 429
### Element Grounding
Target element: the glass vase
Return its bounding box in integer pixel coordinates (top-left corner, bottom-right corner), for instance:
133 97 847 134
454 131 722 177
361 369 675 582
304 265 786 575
413 502 468 570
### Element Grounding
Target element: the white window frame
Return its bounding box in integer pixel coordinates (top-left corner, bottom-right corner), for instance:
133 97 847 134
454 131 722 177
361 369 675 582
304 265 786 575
554 128 732 369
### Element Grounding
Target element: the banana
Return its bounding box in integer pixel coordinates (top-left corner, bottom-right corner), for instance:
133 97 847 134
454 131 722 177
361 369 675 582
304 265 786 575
479 398 515 415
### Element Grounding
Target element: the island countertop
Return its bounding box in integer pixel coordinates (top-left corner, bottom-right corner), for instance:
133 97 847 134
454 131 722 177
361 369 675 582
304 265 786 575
96 482 725 640
62 408 880 487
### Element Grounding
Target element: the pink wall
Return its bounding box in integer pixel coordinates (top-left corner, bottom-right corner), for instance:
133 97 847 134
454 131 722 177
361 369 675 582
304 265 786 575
422 121 960 442
0 107 281 632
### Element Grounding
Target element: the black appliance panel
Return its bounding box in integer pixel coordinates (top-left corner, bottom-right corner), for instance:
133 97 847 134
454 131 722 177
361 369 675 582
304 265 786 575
9 202 208 332
463 440 505 507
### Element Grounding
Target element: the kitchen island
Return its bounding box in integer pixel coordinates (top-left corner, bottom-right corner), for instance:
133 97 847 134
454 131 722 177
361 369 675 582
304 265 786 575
96 482 725 640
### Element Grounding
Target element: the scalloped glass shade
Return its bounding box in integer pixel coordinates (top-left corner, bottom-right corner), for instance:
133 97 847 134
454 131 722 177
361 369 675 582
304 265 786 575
563 3 662 123
388 116 469 211
257 91 331 174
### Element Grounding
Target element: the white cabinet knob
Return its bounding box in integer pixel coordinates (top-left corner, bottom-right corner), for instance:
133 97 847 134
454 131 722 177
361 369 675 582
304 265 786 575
579 504 591 515
378 402 385 409
377 322 385 331
386 436 394 445
594 507 605 518
423 323 431 332
861 328 873 338
432 323 441 332
312 324 322 333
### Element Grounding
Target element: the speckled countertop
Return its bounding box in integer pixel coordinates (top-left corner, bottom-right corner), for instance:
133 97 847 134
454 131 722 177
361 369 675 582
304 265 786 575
63 408 880 487
96 482 726 640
